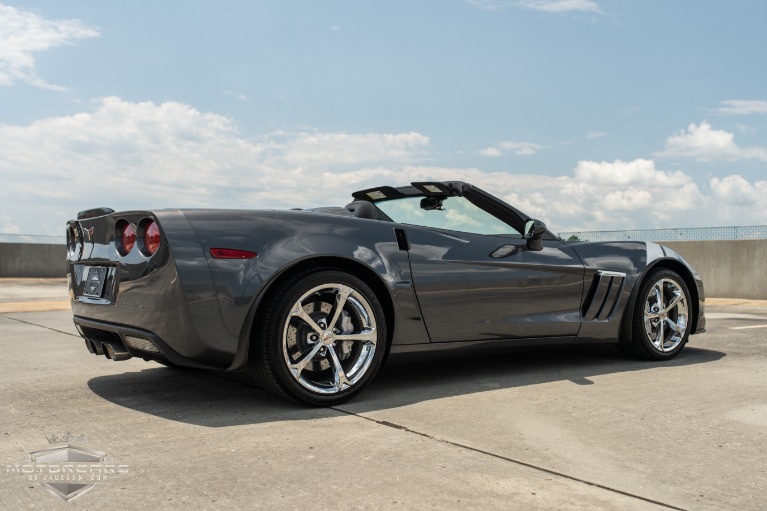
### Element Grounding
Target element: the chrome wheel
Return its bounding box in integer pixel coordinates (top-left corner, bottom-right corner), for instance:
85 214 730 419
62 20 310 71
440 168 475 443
643 277 689 353
282 283 378 395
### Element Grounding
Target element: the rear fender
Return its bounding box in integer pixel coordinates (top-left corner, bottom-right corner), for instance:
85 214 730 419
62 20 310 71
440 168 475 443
175 210 430 370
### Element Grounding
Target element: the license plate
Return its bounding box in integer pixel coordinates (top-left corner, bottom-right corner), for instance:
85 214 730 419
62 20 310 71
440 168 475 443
83 267 108 298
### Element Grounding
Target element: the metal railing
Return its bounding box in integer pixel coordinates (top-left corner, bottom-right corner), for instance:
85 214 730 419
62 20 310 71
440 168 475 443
558 226 767 243
0 233 67 245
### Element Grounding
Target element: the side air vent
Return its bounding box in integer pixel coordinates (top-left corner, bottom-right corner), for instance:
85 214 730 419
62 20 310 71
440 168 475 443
394 228 410 251
583 270 627 321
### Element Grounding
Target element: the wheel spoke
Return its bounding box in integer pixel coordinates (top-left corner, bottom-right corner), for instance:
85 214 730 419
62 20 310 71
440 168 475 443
328 345 351 391
654 282 665 310
289 300 324 335
665 317 681 335
662 289 682 314
656 316 666 350
327 285 353 332
334 328 376 345
652 281 663 309
287 342 324 379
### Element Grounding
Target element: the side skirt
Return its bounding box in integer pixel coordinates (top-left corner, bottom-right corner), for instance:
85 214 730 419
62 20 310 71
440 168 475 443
389 335 616 355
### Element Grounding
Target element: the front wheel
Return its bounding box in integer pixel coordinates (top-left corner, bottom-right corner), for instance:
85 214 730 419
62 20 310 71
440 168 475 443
248 269 387 406
621 269 691 360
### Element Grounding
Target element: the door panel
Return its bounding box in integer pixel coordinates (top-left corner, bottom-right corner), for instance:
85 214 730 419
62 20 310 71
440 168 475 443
404 225 585 342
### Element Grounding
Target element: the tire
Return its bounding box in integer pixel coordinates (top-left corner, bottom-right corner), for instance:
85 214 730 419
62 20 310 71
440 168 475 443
620 269 691 360
247 269 387 406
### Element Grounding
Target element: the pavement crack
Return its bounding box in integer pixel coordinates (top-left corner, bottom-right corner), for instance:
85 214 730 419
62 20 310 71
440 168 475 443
0 314 79 338
332 407 687 511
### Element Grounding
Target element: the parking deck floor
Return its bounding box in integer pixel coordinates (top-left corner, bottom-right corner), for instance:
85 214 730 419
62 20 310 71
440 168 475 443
1 280 765 510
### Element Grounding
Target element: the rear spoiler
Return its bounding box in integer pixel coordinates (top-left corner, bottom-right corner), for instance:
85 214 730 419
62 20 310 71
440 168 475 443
77 207 115 220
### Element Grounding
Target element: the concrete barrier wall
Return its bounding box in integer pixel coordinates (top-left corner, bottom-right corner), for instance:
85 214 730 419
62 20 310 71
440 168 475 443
662 240 767 300
0 240 765 299
0 243 68 278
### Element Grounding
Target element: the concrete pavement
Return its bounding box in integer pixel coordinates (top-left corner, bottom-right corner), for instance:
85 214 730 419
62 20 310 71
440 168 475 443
0 279 69 313
1 280 765 510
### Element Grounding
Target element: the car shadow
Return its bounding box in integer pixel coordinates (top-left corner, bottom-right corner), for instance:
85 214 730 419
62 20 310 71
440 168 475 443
355 344 725 411
86 343 725 427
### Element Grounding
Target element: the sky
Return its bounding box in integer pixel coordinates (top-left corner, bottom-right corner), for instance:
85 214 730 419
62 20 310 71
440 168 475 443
1 0 766 236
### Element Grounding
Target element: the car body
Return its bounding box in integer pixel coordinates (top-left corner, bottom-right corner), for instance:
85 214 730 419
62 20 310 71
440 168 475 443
67 181 705 405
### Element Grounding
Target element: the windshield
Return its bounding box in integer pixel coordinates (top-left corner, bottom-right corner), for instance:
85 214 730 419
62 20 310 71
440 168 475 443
375 196 521 237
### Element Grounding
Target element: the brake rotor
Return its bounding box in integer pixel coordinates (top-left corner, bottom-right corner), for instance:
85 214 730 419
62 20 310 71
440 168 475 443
286 300 332 372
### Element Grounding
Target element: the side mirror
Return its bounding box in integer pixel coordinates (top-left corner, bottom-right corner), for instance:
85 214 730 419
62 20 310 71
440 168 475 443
524 219 547 251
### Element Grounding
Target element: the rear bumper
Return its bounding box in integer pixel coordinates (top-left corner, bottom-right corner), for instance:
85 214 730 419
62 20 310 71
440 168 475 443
69 252 236 368
73 316 224 370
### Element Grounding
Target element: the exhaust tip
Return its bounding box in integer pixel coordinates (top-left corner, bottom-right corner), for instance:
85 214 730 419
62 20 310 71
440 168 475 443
102 342 132 361
84 339 105 355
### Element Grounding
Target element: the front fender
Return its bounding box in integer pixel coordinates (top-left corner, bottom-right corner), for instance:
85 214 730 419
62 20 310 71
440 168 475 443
569 240 705 342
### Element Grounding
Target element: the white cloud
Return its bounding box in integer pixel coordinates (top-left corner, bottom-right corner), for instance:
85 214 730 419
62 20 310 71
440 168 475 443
465 0 508 10
574 159 690 188
586 131 607 139
655 121 767 162
515 0 602 13
735 124 758 136
709 175 767 224
223 90 249 102
479 147 503 157
466 0 602 14
480 140 541 156
0 97 764 235
710 175 767 206
563 159 704 224
1 221 21 234
0 97 431 230
276 131 429 166
0 3 100 90
713 100 767 116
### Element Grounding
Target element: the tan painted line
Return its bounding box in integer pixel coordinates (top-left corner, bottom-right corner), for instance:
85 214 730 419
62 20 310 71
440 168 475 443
730 324 767 330
0 301 70 313
707 298 767 307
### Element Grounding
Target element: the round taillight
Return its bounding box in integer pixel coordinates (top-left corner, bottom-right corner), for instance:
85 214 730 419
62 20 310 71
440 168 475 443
143 220 161 256
117 221 136 256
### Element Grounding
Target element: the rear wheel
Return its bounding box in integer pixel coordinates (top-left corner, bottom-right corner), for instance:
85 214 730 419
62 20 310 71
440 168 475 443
621 269 691 360
248 269 387 406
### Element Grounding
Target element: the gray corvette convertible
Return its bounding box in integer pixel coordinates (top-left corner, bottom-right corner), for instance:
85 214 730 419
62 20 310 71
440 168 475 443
67 181 705 405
